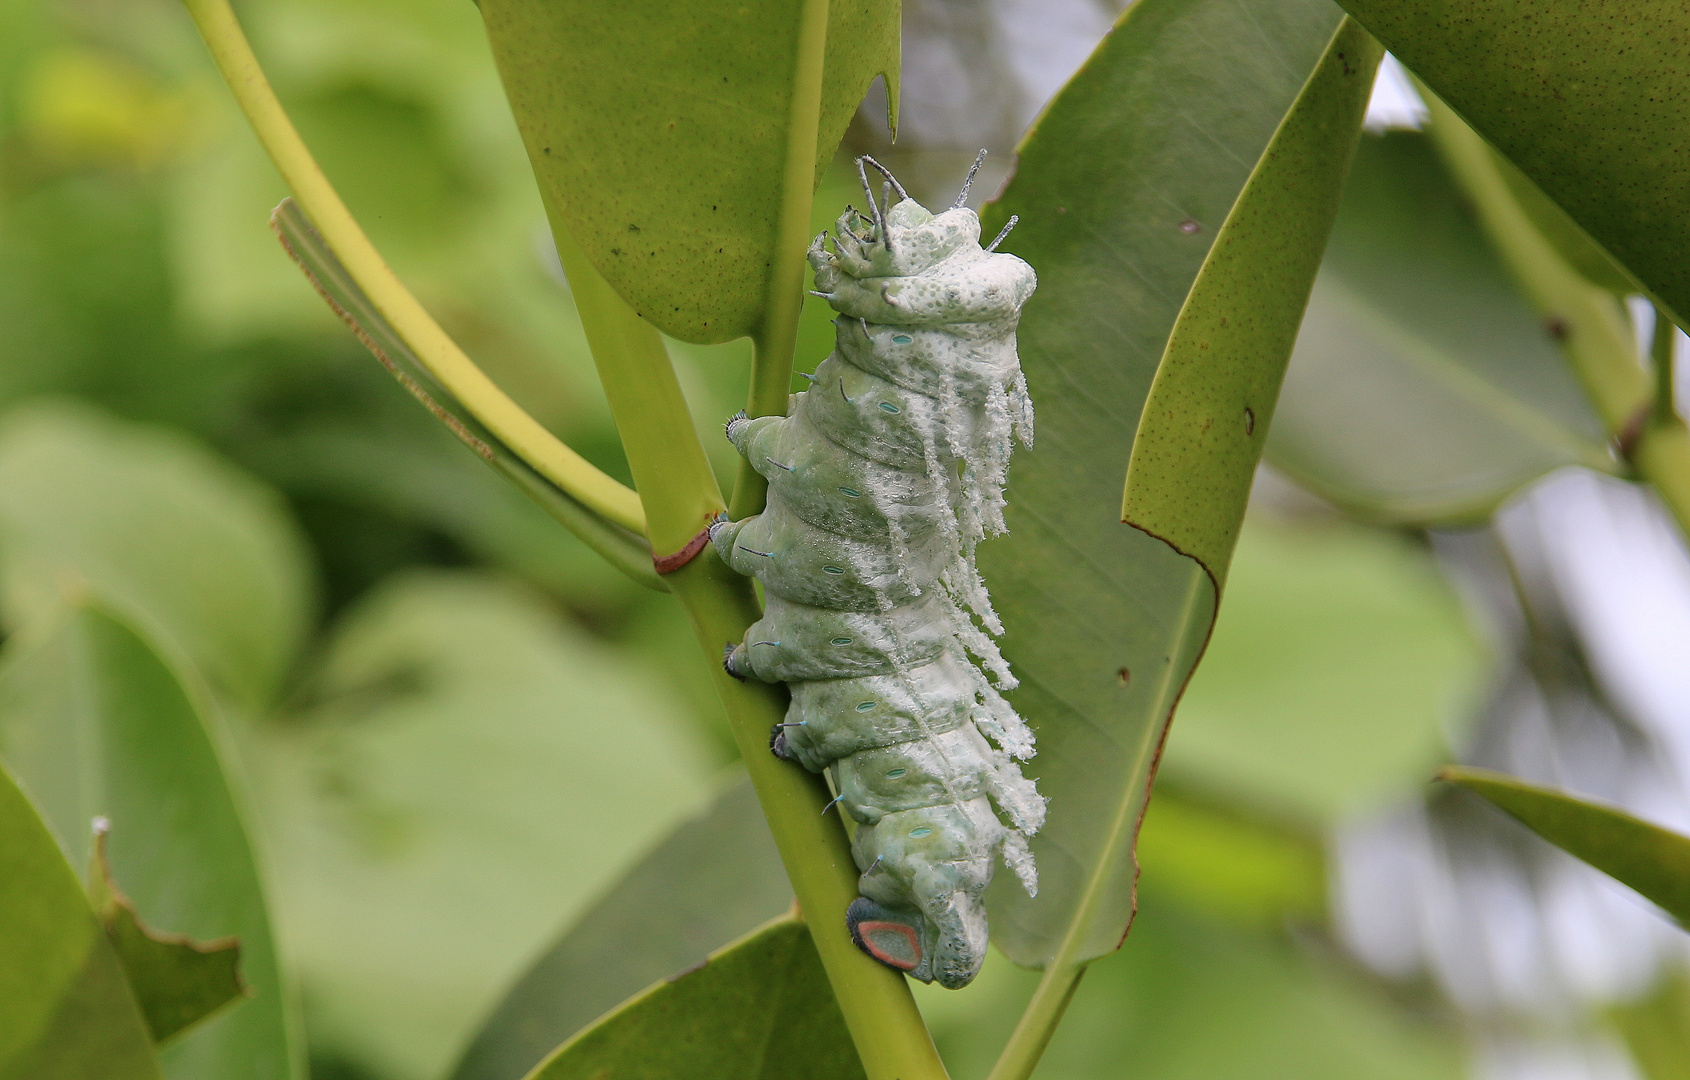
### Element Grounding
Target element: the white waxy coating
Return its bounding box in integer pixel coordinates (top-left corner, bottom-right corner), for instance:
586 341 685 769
711 185 1040 989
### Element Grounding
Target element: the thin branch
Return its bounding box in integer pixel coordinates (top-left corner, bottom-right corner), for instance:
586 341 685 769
181 0 646 537
731 0 831 521
1652 303 1679 428
272 200 664 590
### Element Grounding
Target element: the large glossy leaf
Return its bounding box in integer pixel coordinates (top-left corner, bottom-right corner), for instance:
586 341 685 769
248 570 714 1080
0 602 300 1080
1332 1 1690 325
478 0 897 343
451 777 790 1080
0 762 162 1080
977 0 1362 968
0 402 313 713
523 917 863 1080
1441 766 1690 928
1267 130 1613 525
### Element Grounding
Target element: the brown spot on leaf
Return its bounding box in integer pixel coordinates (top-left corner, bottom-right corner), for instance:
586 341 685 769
1117 667 1131 686
1244 407 1256 435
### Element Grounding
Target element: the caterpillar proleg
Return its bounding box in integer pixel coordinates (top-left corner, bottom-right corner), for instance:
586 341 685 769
709 155 1041 989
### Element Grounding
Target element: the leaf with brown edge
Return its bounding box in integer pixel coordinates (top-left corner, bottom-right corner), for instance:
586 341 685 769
978 1 1376 973
88 821 247 1046
1121 20 1382 588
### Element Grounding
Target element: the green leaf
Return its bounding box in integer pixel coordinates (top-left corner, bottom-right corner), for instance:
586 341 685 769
250 570 714 1080
88 826 247 1046
523 917 864 1080
0 602 301 1080
0 762 162 1080
977 0 1358 969
1120 20 1380 582
451 777 791 1080
478 0 898 343
1331 0 1690 325
1266 130 1614 525
0 402 314 713
1441 766 1690 928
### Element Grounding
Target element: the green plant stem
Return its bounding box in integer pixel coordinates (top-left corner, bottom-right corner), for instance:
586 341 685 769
728 0 830 523
1637 305 1690 535
1423 91 1690 540
1652 305 1678 428
180 0 646 536
988 963 1086 1080
550 209 948 1080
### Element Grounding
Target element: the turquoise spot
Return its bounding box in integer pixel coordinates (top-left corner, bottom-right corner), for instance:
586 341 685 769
839 486 861 498
822 565 846 575
878 402 900 413
830 636 853 646
855 701 876 713
909 827 933 839
885 768 906 779
892 334 913 345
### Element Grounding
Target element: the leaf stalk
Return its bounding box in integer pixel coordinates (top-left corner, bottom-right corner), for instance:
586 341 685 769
550 214 949 1080
179 0 646 536
730 0 831 522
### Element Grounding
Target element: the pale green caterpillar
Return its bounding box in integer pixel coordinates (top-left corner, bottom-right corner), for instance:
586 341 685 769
709 156 1041 989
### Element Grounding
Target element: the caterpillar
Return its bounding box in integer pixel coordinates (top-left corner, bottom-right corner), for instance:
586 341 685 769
709 155 1042 989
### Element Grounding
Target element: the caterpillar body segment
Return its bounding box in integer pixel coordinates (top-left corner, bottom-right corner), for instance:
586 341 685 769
709 159 1040 990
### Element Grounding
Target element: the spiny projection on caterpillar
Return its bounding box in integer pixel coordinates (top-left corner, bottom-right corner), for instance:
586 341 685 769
710 153 1041 989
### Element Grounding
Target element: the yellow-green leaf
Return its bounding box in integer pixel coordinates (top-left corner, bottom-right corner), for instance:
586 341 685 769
1121 19 1381 584
1442 766 1690 928
0 602 299 1080
1333 0 1690 325
0 762 162 1080
88 827 247 1046
479 0 898 344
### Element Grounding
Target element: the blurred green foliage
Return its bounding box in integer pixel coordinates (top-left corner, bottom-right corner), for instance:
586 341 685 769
0 0 1500 1077
0 598 296 1079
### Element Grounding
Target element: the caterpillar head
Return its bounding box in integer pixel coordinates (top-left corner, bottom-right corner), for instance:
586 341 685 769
823 200 984 281
811 154 1024 284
